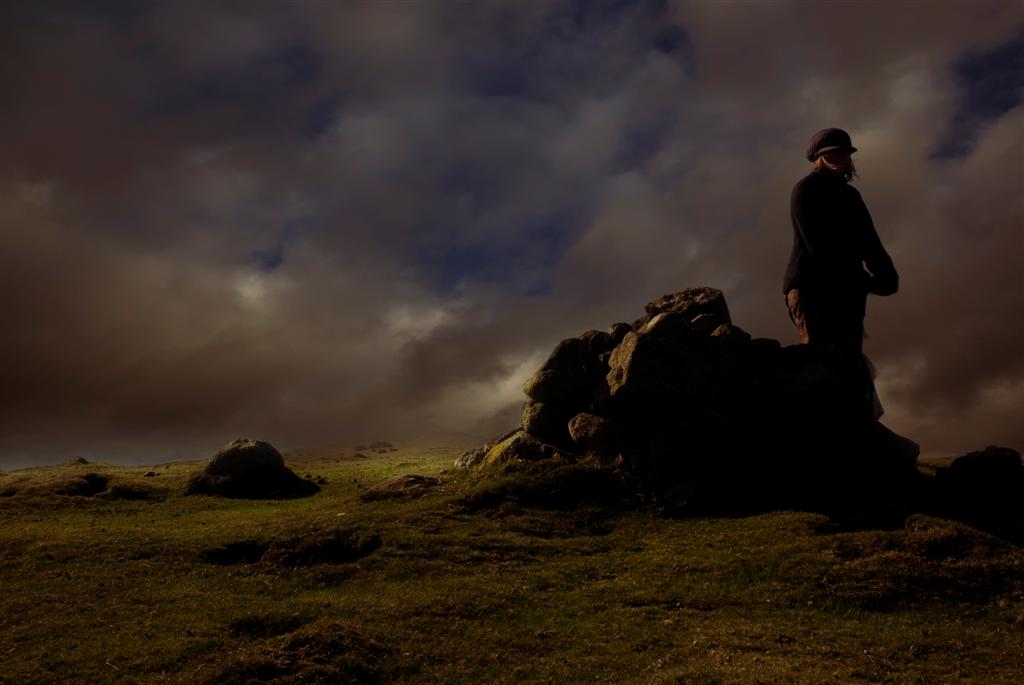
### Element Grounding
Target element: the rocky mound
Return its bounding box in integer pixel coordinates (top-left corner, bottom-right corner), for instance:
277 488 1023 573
923 446 1024 540
187 438 320 499
192 618 399 685
359 475 442 501
459 288 1021 528
200 530 381 568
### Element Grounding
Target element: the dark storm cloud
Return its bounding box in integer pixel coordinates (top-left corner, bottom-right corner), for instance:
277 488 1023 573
2 0 1022 469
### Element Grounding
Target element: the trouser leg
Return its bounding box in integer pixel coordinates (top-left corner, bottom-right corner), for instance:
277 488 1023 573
786 288 877 421
786 288 863 351
785 289 811 344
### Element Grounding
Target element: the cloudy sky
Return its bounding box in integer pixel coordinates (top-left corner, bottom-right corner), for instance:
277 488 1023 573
2 0 1022 469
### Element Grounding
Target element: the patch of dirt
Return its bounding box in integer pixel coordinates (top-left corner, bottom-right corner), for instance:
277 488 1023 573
200 531 381 569
38 473 164 500
193 619 405 684
3 472 166 500
229 612 315 639
201 541 271 565
500 507 619 538
262 531 381 568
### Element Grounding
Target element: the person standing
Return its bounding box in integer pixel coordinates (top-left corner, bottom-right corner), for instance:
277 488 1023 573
784 127 899 420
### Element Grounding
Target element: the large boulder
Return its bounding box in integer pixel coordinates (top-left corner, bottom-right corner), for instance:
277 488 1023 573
945 445 1022 479
605 326 717 430
454 429 519 470
484 430 562 468
640 310 702 341
521 399 574 448
633 287 731 332
579 329 616 357
186 439 319 499
567 413 620 457
928 446 1024 526
522 337 593 408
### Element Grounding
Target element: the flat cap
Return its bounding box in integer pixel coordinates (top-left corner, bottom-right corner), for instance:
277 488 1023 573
806 128 857 161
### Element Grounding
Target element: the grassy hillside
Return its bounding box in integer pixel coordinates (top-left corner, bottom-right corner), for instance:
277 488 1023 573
1 446 1022 684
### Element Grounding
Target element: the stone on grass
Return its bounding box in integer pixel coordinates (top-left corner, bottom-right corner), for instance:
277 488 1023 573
946 446 1022 479
186 438 319 499
484 430 560 468
455 447 487 469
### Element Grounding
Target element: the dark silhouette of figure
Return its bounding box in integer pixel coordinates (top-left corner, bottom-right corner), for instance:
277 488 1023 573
784 128 899 420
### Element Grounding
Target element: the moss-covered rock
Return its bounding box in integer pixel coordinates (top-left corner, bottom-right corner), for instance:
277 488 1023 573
187 438 319 499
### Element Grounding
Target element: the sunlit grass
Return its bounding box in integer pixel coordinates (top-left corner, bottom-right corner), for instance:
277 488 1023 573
2 445 1022 683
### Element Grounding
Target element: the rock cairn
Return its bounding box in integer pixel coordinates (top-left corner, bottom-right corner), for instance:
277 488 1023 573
460 288 944 518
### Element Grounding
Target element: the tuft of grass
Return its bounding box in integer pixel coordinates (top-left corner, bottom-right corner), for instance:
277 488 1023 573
228 611 316 639
457 458 632 512
818 514 1024 611
193 618 404 685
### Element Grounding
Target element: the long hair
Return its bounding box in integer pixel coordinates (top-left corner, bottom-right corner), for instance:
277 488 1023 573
814 155 858 183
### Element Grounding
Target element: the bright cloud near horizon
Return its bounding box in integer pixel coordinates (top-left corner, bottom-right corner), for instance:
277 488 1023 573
2 0 1022 469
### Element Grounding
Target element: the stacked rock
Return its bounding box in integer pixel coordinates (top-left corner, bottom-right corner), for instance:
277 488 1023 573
470 287 923 516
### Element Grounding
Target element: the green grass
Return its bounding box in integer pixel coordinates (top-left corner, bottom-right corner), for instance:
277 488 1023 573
1 445 1023 684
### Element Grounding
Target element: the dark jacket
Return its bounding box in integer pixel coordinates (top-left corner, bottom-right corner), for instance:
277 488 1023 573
783 169 898 299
